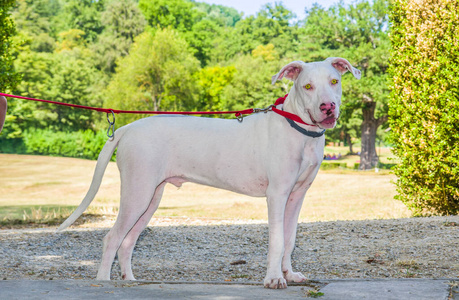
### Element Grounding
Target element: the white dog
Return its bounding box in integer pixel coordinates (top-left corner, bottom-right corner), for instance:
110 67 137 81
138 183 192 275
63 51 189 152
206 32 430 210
58 57 361 289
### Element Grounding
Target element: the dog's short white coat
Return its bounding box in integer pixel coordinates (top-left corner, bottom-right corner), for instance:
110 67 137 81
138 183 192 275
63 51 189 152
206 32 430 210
58 57 361 289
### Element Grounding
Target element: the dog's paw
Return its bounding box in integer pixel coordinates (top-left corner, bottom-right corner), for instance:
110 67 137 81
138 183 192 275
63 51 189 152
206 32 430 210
263 276 288 289
121 273 136 280
283 270 307 283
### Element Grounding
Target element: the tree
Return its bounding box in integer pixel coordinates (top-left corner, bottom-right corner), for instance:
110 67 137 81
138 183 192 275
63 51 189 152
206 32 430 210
45 52 104 131
1 0 21 136
0 0 22 92
220 53 286 113
232 3 297 55
195 65 236 111
139 0 201 32
55 28 86 52
301 0 390 169
6 51 55 138
139 0 230 67
57 0 106 42
185 19 224 66
3 0 395 164
11 0 60 53
11 49 104 134
92 0 146 73
193 2 242 27
104 28 200 126
252 44 278 61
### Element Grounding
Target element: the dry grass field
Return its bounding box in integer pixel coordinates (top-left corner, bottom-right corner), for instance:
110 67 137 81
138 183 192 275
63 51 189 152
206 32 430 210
0 153 411 225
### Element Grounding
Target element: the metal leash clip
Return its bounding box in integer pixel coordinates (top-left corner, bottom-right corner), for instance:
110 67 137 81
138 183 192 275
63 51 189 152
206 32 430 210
106 110 116 140
253 105 275 114
235 112 244 123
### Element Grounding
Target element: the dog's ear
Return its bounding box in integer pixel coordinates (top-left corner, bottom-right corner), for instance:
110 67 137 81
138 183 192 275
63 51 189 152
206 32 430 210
327 57 361 80
271 61 304 85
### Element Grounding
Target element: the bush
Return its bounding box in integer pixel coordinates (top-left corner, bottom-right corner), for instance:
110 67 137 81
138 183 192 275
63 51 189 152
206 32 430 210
0 138 27 154
389 0 459 215
320 162 347 170
21 129 113 160
377 162 396 170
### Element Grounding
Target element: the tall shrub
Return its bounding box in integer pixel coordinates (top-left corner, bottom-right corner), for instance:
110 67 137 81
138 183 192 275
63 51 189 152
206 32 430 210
389 0 459 215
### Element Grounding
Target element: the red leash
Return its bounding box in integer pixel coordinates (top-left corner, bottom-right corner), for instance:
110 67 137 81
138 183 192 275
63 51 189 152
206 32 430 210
272 95 316 127
0 92 317 138
0 92 255 118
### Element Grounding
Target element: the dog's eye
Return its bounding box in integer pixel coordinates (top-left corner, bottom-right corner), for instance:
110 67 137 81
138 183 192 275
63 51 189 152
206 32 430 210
304 84 312 90
331 79 339 85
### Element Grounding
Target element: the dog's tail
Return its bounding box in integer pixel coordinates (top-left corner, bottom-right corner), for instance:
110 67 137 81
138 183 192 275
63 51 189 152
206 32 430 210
57 126 128 232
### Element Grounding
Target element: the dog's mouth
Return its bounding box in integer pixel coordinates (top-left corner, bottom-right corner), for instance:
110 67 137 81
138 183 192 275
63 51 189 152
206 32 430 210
307 111 338 129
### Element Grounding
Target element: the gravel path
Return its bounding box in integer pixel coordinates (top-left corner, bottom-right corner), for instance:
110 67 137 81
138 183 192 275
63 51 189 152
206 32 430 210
0 216 458 282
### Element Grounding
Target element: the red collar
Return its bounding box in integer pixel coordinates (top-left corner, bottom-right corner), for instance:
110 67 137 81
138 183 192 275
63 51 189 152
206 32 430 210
272 94 318 127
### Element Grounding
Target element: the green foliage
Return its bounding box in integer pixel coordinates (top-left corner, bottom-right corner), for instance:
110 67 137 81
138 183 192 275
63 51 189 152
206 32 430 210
0 0 21 92
57 0 106 42
306 289 324 298
220 54 285 112
252 44 278 61
0 127 112 161
2 0 392 166
11 0 60 53
22 129 112 160
232 3 297 56
193 2 242 27
299 0 390 168
9 49 105 135
55 28 86 51
389 0 459 215
377 162 396 170
320 162 347 170
139 0 201 32
196 65 236 111
183 19 220 66
104 28 200 126
0 138 26 154
92 0 146 74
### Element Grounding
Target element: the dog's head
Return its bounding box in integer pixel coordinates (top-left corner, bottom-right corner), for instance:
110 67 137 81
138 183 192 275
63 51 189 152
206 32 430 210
272 57 361 129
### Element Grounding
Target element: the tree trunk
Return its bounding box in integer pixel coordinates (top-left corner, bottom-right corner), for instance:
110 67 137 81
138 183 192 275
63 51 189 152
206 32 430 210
345 132 353 154
151 94 161 111
359 96 387 170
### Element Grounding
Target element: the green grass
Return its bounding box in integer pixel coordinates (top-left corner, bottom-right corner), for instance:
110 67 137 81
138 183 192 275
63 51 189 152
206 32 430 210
0 205 74 227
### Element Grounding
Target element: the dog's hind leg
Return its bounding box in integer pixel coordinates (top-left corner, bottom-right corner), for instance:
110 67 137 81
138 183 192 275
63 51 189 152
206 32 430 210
96 173 161 280
117 182 166 280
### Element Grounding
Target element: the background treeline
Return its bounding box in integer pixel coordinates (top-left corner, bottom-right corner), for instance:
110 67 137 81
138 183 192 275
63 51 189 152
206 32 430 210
1 0 457 216
0 0 389 166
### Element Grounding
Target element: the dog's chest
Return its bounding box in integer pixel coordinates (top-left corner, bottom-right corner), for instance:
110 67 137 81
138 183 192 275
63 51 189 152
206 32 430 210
291 141 324 190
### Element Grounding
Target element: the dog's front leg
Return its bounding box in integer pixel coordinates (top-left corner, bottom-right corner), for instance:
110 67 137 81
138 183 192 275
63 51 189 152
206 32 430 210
264 189 290 289
282 187 308 283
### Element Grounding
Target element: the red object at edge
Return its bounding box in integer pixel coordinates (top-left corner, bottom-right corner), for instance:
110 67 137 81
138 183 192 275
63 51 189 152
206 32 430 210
0 92 316 127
